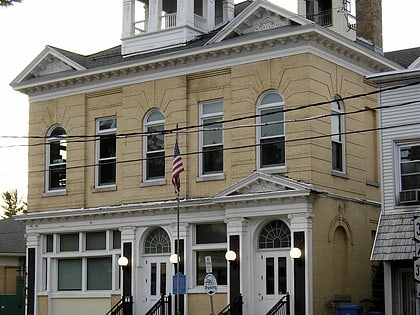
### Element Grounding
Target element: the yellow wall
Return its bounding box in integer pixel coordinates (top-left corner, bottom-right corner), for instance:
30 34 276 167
50 298 111 315
27 53 379 212
188 293 227 315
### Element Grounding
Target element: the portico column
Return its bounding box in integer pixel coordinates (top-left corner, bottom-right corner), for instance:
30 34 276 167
120 227 136 315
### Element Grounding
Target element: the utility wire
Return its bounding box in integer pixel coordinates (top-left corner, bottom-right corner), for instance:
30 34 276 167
1 80 420 144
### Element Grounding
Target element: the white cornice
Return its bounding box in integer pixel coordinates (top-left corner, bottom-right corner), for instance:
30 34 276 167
12 25 401 103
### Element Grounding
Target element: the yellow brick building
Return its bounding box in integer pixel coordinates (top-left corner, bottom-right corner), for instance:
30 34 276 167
11 1 401 314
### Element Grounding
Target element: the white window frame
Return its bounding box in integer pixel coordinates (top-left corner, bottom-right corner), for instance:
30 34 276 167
45 126 67 193
331 96 346 175
256 90 286 173
95 117 117 189
41 230 121 295
199 99 224 179
142 110 166 185
395 141 420 205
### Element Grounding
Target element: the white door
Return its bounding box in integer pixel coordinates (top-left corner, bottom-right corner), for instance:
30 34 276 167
255 250 291 314
144 255 172 309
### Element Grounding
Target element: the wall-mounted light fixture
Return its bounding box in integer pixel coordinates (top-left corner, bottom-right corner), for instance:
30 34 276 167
170 253 180 264
289 247 302 259
118 256 129 267
225 250 237 262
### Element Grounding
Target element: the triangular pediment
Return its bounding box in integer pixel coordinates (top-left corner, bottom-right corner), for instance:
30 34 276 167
206 0 311 45
11 46 86 85
215 172 312 198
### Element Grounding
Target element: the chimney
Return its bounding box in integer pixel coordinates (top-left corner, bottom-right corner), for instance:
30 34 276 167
356 0 383 52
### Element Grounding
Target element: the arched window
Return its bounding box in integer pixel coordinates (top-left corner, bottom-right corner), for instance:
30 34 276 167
331 96 345 172
257 91 285 169
46 126 67 191
144 227 171 254
258 220 291 249
144 110 165 180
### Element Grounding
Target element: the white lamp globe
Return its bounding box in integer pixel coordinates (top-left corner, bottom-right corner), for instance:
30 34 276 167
118 256 129 267
289 247 302 259
225 250 237 261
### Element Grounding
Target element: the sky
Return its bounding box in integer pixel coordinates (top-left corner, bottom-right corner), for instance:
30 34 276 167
0 0 419 205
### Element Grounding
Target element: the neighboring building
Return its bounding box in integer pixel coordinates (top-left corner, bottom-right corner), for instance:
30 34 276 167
369 64 420 313
11 0 401 315
0 217 26 315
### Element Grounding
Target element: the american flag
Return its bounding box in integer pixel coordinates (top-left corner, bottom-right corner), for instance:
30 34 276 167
172 136 184 197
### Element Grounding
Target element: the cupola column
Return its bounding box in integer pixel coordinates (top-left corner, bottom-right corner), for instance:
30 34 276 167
122 0 135 38
148 0 162 32
223 0 234 23
177 0 194 26
207 0 215 31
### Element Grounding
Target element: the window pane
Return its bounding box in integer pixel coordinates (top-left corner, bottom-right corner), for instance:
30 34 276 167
196 223 227 244
50 127 66 137
113 230 121 249
99 118 116 131
50 140 67 164
86 232 106 250
146 152 165 179
203 101 223 115
278 257 287 294
87 257 112 290
266 257 274 295
331 115 341 142
58 259 82 290
261 109 284 138
203 146 223 174
60 234 79 252
203 119 222 145
151 263 157 295
402 175 420 191
261 92 283 106
147 111 164 122
332 141 343 172
260 137 285 168
160 263 167 295
46 235 53 253
196 251 227 285
401 146 420 162
147 125 164 151
99 160 116 185
49 165 66 190
100 135 116 159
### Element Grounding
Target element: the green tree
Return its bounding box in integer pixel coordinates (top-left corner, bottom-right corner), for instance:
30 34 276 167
0 0 21 7
1 189 27 218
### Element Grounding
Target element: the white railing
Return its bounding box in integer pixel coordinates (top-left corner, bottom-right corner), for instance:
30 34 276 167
134 20 148 35
161 13 177 29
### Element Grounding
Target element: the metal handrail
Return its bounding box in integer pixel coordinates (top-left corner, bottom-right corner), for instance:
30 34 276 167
266 293 290 315
217 295 243 315
145 294 172 315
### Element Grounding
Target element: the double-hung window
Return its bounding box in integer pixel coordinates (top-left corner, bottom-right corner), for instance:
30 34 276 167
331 96 345 173
397 143 420 205
200 100 223 175
96 117 117 187
46 126 67 191
257 91 285 170
144 110 165 181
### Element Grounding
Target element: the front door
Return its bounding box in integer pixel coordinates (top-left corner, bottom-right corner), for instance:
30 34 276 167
255 250 291 314
144 255 172 309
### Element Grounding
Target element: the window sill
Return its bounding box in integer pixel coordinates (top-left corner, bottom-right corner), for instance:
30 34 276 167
331 170 349 179
366 180 380 187
43 190 67 197
140 178 166 187
196 173 225 182
93 185 116 192
257 166 287 174
49 290 120 298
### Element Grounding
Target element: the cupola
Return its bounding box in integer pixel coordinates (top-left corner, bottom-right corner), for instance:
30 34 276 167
121 0 235 56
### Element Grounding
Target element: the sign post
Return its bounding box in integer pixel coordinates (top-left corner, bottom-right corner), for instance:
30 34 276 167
204 273 218 315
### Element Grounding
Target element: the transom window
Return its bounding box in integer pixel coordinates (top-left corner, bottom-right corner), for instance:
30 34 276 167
257 91 285 169
46 126 67 191
200 100 224 175
144 110 165 180
96 117 117 187
331 96 345 173
144 227 171 254
258 220 291 249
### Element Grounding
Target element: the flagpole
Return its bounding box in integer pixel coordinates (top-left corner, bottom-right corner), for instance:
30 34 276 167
176 194 180 315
